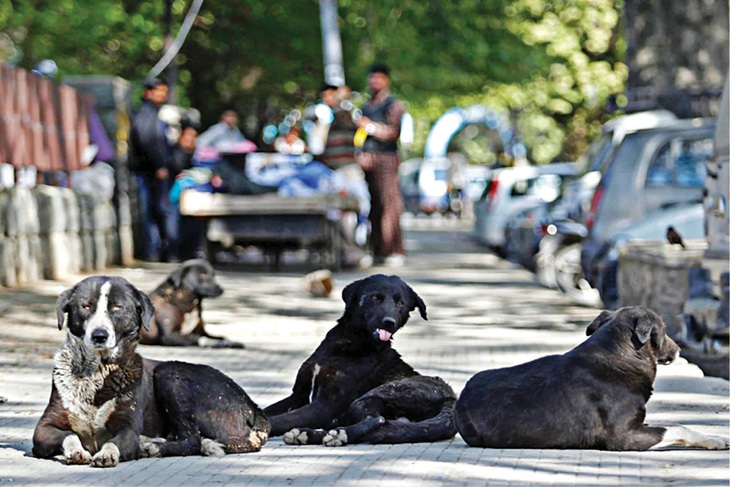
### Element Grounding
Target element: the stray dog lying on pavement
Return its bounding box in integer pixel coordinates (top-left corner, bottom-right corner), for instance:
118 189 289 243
265 274 457 446
32 276 269 467
454 306 730 451
141 258 244 348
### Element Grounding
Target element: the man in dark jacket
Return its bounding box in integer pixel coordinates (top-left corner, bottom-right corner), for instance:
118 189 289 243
130 78 178 262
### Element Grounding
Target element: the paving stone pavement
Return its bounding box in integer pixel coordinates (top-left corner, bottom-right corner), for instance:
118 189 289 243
0 218 728 486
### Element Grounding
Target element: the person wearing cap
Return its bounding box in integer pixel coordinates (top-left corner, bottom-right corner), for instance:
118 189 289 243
129 78 179 262
357 63 407 267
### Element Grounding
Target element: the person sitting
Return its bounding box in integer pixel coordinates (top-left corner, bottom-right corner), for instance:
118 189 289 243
196 109 249 152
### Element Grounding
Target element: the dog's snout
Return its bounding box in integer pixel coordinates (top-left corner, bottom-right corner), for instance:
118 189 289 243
658 338 680 365
91 328 109 344
381 317 397 329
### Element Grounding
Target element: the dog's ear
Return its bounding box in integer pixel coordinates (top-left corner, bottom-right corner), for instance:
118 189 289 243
632 313 658 346
586 310 614 336
342 278 364 309
55 288 73 330
134 288 155 331
167 264 188 288
408 286 428 321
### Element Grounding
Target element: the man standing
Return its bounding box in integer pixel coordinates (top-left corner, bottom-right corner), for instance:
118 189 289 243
357 63 406 266
130 78 178 262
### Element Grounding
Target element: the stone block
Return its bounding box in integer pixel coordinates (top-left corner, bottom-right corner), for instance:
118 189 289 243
93 200 117 230
0 191 8 236
63 190 81 232
0 236 16 287
79 230 95 272
35 185 69 233
618 239 705 339
41 231 71 280
67 232 83 274
2 190 19 237
13 187 39 234
77 195 95 232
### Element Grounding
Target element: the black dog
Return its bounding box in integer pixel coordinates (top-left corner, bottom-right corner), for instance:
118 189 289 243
265 274 457 446
141 258 243 348
454 307 730 451
32 276 269 467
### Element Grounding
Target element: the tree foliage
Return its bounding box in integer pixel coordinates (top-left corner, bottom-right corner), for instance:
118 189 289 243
1 0 629 163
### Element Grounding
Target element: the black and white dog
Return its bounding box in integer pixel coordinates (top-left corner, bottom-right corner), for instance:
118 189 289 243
265 274 457 446
141 259 244 348
32 276 269 467
454 307 730 451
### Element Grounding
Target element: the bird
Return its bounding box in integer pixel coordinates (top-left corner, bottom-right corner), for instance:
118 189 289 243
666 226 686 249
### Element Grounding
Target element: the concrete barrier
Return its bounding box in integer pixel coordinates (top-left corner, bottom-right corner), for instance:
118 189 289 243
0 185 125 287
618 239 706 339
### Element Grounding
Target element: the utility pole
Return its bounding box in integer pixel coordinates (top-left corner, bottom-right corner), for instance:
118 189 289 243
164 0 178 104
319 0 345 87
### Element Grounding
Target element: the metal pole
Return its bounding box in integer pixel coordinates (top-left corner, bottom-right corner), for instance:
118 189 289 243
319 0 345 87
164 0 178 104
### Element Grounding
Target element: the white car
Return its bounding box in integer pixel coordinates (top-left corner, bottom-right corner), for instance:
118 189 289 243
473 163 576 253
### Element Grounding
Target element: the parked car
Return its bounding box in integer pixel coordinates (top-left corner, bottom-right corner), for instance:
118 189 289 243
450 164 491 219
555 110 679 222
472 162 576 254
504 204 547 271
534 110 680 296
581 118 716 306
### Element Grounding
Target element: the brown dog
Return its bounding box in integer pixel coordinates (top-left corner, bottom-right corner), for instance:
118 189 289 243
141 259 243 348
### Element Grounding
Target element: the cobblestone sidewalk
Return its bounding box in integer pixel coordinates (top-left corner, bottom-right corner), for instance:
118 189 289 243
1 220 728 485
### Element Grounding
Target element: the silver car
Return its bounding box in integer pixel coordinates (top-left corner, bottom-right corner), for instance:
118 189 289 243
472 162 576 254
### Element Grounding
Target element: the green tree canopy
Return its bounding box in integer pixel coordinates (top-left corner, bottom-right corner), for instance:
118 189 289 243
1 0 628 163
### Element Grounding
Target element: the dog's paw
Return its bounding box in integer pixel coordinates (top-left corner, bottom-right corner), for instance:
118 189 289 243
703 435 730 450
62 435 92 465
323 429 348 447
140 438 165 458
201 438 226 456
91 442 120 468
283 428 308 445
65 448 92 465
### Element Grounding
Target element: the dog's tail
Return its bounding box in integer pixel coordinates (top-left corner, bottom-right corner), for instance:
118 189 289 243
251 404 272 437
361 400 457 444
221 405 271 454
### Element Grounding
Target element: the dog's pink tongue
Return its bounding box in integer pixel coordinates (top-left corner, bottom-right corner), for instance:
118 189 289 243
378 329 392 341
